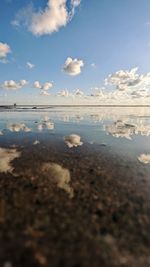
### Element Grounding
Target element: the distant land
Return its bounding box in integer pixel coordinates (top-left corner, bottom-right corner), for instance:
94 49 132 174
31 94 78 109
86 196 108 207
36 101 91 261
0 104 150 109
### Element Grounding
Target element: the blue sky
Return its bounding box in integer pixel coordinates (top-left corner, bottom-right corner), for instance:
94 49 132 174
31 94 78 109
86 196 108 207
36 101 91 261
0 0 150 105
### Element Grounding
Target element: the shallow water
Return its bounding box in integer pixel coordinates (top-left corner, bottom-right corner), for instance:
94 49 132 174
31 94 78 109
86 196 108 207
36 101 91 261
0 107 150 267
0 106 150 159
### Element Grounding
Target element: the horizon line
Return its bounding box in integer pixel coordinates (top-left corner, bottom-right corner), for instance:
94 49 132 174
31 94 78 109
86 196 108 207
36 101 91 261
0 104 150 108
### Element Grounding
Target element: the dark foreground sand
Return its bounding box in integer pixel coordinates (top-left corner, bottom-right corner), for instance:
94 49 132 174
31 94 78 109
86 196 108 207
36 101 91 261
0 141 150 267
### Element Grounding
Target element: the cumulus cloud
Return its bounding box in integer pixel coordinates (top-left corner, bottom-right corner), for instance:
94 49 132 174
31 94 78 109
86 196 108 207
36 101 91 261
40 91 50 96
12 0 81 36
34 81 53 91
1 80 28 90
0 147 21 173
63 57 84 76
105 67 150 91
33 81 41 89
41 162 74 198
26 61 35 69
138 154 150 164
55 67 150 103
7 123 31 132
64 134 83 148
43 82 53 90
0 42 11 58
30 0 68 35
79 68 150 104
57 89 84 98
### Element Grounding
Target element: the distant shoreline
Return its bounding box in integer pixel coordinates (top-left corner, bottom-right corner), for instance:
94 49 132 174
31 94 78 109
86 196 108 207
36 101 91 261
0 105 150 109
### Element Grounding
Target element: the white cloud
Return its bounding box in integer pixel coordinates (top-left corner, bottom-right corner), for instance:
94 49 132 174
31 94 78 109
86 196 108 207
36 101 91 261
92 88 105 97
34 81 53 90
33 81 41 89
105 67 150 92
57 88 84 98
64 134 83 148
138 154 150 164
70 0 81 17
43 82 53 90
0 42 11 58
58 89 69 97
41 162 74 198
72 0 81 6
20 80 28 86
7 123 31 132
0 147 21 173
55 67 150 104
63 57 84 76
26 61 35 69
74 89 84 96
12 0 81 36
30 0 68 35
1 80 28 90
40 91 50 96
105 67 141 91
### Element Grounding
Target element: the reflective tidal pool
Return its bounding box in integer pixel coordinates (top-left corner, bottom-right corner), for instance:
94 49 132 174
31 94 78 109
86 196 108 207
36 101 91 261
0 106 150 160
0 107 150 267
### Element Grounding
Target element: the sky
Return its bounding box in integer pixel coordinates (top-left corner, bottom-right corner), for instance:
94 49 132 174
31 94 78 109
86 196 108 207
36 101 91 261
0 0 150 105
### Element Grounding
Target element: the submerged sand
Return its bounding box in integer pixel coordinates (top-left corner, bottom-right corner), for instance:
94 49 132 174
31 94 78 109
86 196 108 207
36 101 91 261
0 140 150 267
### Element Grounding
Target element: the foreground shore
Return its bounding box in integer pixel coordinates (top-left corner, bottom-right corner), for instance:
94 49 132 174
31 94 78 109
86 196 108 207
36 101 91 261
0 140 150 267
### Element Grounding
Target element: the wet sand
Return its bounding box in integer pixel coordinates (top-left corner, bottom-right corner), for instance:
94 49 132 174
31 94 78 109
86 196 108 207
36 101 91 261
0 140 150 267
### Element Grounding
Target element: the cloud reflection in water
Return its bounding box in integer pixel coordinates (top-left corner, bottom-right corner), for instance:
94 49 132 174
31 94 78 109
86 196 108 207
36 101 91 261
41 162 74 198
138 154 150 164
64 134 83 148
0 147 21 173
